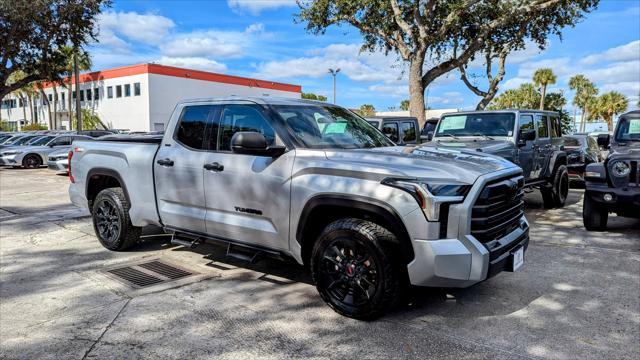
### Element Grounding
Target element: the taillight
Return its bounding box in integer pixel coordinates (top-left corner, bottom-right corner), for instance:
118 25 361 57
68 150 74 183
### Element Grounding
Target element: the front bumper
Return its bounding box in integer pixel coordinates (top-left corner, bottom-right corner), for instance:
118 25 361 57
407 217 529 288
0 155 17 166
585 183 640 218
47 160 68 171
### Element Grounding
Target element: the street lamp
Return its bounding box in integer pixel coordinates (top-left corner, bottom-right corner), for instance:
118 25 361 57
328 68 340 104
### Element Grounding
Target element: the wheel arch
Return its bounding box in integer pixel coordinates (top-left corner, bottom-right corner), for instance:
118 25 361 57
547 151 567 179
86 168 131 211
296 194 415 267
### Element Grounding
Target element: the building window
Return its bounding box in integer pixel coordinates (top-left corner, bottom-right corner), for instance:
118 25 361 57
116 85 122 98
80 90 85 102
94 88 99 100
61 93 65 109
72 90 76 99
86 89 92 101
124 84 131 97
134 82 141 96
48 94 52 102
107 86 113 99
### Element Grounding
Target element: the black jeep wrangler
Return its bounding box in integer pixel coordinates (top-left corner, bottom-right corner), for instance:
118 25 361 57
583 110 640 230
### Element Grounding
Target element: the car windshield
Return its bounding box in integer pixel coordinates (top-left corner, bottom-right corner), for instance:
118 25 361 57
615 118 640 142
564 136 585 148
13 136 38 145
29 136 55 146
436 113 516 137
271 105 394 149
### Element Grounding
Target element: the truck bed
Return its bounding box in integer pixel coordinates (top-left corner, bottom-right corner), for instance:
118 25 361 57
70 139 162 227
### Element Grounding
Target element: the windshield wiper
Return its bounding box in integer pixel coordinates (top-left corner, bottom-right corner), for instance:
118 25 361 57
473 133 495 140
437 134 459 140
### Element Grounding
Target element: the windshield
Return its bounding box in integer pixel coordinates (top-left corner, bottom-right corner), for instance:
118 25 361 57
13 135 38 145
0 135 12 143
272 105 394 149
564 136 586 148
29 136 55 146
615 118 640 142
436 113 516 137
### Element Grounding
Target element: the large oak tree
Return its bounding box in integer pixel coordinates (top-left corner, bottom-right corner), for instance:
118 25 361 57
298 0 599 124
0 0 109 99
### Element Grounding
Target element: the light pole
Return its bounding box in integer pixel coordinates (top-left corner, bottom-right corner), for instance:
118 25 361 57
328 68 340 104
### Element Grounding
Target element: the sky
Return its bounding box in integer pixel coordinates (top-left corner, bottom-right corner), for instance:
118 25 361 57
88 0 640 114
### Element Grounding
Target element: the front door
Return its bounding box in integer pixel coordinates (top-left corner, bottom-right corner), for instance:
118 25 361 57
154 104 219 233
202 104 294 251
517 114 535 179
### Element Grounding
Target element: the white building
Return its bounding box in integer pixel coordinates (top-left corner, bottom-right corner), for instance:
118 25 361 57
1 63 301 131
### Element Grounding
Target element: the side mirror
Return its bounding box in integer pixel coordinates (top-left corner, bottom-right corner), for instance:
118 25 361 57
597 134 610 148
231 132 285 157
427 131 434 141
518 129 536 146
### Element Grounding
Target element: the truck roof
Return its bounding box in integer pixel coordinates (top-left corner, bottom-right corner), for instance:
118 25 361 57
176 96 332 107
441 109 559 117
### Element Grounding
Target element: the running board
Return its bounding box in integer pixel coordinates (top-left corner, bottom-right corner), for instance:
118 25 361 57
170 234 201 249
226 243 260 263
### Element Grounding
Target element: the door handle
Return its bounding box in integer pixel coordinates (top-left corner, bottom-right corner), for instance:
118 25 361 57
204 162 224 172
157 158 174 166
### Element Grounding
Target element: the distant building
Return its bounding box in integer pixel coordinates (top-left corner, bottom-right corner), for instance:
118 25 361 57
0 63 301 131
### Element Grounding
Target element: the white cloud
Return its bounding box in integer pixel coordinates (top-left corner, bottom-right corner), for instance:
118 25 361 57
155 56 228 73
368 84 407 98
97 11 175 46
160 31 244 58
227 0 297 15
580 40 640 65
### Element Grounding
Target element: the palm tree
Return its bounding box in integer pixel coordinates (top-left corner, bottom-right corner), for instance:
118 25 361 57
590 92 628 132
533 68 557 110
569 75 598 132
58 46 92 130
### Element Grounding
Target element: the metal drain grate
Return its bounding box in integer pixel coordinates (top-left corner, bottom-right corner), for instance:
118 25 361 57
105 260 195 288
139 260 192 279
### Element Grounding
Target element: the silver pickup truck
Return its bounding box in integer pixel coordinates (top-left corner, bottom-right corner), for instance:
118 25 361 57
69 97 529 319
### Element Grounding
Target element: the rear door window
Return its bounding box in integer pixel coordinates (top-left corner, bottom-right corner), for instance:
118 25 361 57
536 115 549 138
382 122 399 142
175 105 216 150
401 122 416 142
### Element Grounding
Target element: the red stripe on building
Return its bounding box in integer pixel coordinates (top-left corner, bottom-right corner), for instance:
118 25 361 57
40 63 301 93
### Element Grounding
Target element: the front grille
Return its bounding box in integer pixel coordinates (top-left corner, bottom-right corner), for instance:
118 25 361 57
471 176 525 243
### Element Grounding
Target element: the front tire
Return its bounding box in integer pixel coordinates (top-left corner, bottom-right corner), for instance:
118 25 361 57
22 154 42 169
583 195 608 231
542 165 569 208
92 187 141 251
311 218 404 320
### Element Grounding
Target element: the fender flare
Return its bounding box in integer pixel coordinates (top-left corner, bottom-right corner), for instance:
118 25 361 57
86 167 131 205
296 194 415 264
547 151 567 178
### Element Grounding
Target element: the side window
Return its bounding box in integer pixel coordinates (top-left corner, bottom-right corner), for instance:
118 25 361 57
401 122 416 142
175 105 214 150
219 105 275 151
536 115 549 138
53 137 71 146
550 116 561 138
382 122 399 142
107 86 113 99
518 115 534 131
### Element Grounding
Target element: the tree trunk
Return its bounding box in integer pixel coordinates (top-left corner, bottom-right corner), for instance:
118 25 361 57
28 94 34 123
539 84 547 110
39 89 51 127
52 86 58 130
19 94 27 123
68 81 73 130
408 57 426 127
580 107 588 132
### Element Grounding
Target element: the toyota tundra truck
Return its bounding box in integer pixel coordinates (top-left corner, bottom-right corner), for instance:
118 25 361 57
69 97 529 319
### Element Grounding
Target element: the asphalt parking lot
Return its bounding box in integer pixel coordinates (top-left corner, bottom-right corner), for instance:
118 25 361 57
1 168 638 359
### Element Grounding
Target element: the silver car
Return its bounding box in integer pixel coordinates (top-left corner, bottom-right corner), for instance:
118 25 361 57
47 147 73 172
0 135 92 168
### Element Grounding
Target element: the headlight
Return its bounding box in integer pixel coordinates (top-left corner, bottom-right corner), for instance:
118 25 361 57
382 178 470 221
611 161 630 177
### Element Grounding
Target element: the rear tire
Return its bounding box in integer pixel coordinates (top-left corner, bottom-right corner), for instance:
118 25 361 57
542 165 569 208
583 195 608 231
92 187 141 251
311 218 405 320
22 154 42 169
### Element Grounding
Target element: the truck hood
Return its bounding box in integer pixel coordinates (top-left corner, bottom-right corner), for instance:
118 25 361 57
430 138 515 154
610 141 640 157
324 145 518 184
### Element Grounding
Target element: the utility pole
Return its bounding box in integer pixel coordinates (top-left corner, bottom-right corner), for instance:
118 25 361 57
328 68 340 104
74 47 82 131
